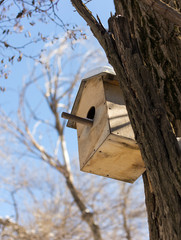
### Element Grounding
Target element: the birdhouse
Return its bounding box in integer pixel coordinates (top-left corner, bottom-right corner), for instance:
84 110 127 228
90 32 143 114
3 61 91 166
62 67 146 183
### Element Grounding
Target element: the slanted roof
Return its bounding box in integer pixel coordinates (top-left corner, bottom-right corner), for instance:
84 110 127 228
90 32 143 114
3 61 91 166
67 68 118 129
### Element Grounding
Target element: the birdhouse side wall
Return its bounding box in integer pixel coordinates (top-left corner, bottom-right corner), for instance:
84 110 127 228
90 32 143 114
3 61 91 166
76 77 110 169
103 82 135 140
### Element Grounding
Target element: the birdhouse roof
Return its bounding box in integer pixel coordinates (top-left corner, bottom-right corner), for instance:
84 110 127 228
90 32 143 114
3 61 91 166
67 69 118 129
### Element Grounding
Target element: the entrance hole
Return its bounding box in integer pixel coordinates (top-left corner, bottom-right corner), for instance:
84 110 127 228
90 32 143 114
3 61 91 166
87 106 95 120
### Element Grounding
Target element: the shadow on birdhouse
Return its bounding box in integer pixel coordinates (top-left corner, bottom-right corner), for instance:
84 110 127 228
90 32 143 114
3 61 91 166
62 67 146 183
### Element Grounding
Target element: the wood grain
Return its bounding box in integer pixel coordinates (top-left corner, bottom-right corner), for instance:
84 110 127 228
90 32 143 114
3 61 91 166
82 133 145 183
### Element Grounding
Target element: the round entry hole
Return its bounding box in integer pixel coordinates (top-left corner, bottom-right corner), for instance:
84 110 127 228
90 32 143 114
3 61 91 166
87 106 95 120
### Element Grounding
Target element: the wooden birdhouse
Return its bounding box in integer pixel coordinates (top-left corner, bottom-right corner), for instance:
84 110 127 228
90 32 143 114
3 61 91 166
62 67 146 183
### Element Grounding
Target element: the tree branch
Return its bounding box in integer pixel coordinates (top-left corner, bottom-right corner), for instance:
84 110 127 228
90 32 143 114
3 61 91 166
0 217 33 239
70 0 126 80
70 0 106 46
11 191 19 223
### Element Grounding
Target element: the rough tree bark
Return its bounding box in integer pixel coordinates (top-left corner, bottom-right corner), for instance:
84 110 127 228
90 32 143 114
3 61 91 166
70 0 181 239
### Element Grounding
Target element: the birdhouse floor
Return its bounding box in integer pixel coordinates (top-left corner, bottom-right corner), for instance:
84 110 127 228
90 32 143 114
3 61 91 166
81 133 146 183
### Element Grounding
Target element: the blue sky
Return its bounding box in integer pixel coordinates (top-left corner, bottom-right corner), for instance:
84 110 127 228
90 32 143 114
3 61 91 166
0 0 115 156
60 0 115 28
0 0 115 111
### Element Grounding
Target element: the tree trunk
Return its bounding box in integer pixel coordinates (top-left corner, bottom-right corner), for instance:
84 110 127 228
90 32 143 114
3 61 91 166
108 13 181 239
111 1 181 239
65 175 102 240
70 0 181 239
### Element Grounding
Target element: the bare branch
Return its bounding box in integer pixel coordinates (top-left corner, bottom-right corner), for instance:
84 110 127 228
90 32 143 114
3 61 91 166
70 0 107 47
10 191 19 223
0 217 35 240
70 0 126 80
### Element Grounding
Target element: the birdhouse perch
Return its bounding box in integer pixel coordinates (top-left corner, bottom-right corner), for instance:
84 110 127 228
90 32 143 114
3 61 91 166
62 67 146 183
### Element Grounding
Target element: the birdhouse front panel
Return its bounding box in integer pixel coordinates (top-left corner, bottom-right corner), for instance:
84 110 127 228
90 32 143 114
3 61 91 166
76 76 110 169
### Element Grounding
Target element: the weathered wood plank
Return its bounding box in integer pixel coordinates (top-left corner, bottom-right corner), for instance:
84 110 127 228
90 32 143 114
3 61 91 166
104 81 135 139
82 133 145 183
76 77 110 168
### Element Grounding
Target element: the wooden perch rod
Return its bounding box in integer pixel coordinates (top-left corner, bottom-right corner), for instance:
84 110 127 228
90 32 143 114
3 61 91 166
61 112 93 127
